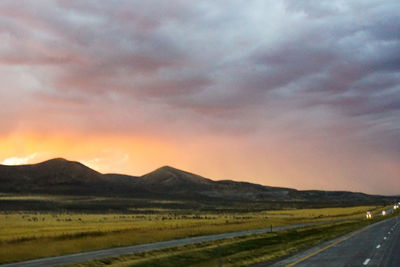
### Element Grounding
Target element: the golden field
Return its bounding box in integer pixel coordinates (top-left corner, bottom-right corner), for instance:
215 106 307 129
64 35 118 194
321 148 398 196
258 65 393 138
0 204 386 263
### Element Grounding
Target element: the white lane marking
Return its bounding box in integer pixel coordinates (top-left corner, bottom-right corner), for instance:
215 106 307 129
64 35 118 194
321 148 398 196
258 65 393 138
376 244 381 248
363 258 371 265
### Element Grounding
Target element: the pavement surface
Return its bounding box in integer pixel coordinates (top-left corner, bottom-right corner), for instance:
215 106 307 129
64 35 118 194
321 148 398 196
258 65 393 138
270 213 400 266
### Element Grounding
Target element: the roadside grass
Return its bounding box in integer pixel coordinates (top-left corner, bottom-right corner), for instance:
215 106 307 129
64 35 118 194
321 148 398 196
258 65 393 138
0 205 385 264
0 194 59 201
265 206 382 218
71 214 397 267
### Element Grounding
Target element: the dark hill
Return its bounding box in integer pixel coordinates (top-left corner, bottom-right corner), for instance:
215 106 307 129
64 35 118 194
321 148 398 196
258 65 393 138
137 166 214 193
0 158 396 204
130 166 298 200
0 158 138 195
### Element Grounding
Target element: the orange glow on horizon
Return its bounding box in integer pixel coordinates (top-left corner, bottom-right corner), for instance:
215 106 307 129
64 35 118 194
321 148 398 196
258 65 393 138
0 131 285 188
0 131 180 176
1 131 399 196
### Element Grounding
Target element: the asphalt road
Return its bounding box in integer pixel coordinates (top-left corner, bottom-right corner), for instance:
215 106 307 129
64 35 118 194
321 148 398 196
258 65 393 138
271 214 400 267
1 220 334 267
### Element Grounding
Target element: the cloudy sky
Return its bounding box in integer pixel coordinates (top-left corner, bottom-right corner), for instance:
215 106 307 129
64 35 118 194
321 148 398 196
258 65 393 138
1 0 399 195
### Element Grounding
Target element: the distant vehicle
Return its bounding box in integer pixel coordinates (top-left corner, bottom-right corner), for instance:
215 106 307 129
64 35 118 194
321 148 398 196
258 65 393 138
382 210 386 216
394 205 398 210
366 211 372 219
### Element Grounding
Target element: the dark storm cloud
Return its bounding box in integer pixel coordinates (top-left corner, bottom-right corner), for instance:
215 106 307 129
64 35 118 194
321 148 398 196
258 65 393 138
0 0 399 194
0 0 399 142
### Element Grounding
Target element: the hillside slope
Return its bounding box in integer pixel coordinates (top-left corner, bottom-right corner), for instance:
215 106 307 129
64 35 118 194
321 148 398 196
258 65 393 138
0 158 395 203
0 158 138 195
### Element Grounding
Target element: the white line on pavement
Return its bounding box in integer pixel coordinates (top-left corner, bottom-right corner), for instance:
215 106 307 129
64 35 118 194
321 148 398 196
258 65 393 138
363 258 371 265
376 244 381 248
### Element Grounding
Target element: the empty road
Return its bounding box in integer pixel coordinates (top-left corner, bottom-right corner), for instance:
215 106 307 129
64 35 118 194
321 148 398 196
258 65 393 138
272 215 400 266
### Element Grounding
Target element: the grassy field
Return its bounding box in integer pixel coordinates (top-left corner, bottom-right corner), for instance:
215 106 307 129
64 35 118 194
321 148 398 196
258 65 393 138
71 221 367 267
73 211 399 267
0 204 387 264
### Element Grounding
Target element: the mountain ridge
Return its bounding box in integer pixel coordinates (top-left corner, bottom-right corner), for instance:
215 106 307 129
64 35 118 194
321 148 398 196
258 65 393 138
0 158 396 203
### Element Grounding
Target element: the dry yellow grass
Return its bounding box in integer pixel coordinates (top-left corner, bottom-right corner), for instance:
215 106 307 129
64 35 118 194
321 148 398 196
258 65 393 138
0 205 386 263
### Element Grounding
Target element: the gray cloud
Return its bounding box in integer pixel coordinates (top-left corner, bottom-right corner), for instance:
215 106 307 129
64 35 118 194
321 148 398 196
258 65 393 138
0 0 399 193
0 0 398 129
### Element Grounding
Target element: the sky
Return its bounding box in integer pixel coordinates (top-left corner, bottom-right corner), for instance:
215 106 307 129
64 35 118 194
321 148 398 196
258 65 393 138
0 0 399 195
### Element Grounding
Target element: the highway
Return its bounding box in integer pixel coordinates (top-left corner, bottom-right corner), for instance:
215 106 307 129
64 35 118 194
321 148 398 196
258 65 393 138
272 214 400 266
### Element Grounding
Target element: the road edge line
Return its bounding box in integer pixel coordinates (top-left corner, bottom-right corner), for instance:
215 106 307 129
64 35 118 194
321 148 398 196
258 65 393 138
284 227 367 267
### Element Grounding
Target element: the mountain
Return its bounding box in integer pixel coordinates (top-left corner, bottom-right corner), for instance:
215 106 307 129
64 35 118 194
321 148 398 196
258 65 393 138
0 158 396 204
0 158 139 196
136 166 215 191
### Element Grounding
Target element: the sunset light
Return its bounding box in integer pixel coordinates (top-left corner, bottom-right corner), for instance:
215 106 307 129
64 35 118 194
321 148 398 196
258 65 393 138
0 1 399 194
1 1 399 266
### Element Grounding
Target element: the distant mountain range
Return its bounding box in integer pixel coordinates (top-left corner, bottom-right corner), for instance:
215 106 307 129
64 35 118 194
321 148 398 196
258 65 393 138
0 158 396 204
